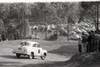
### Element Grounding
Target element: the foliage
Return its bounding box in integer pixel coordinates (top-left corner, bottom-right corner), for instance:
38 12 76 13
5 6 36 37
80 2 100 31
47 33 58 41
0 2 99 40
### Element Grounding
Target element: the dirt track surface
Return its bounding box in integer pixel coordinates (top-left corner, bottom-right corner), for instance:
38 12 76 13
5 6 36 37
0 47 70 64
0 40 76 67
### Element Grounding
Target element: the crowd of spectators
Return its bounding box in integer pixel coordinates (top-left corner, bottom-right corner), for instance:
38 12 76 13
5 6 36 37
78 30 100 53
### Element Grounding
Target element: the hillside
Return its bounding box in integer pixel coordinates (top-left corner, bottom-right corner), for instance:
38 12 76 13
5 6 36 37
23 52 100 67
66 52 100 67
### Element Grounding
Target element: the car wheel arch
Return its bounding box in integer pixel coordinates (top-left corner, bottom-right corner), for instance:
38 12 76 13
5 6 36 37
30 52 34 55
40 52 47 60
44 52 47 56
28 52 34 59
41 52 47 56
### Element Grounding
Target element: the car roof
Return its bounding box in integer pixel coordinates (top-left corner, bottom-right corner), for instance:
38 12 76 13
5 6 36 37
21 40 39 45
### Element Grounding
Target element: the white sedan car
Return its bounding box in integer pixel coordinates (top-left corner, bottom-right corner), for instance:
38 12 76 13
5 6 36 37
12 41 47 60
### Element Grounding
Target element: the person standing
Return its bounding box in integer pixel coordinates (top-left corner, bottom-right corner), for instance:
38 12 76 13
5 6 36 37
90 31 95 52
81 32 88 53
92 31 100 52
87 30 94 52
78 37 82 53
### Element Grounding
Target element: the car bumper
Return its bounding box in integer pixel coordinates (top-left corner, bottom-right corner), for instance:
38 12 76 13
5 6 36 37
13 52 29 56
12 50 29 55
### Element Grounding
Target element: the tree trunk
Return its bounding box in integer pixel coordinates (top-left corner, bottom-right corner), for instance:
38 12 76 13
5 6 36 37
45 24 47 40
67 24 69 41
96 4 99 32
67 16 70 41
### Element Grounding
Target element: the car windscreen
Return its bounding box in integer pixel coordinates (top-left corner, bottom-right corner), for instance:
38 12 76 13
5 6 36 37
20 42 30 46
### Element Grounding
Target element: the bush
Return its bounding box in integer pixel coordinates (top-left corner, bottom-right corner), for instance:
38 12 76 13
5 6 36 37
47 34 58 41
59 29 68 36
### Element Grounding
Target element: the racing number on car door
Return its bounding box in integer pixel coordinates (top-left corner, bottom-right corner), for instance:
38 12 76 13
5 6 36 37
37 44 41 54
33 44 38 55
38 49 40 53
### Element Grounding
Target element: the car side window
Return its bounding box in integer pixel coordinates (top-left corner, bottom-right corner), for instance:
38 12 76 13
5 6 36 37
37 44 40 47
33 44 37 47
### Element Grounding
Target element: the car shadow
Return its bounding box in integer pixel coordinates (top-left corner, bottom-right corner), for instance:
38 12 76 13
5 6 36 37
0 55 18 59
0 55 38 59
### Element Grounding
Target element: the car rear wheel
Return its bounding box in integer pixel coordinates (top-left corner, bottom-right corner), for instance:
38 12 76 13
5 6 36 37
41 53 46 60
28 52 34 59
16 54 20 58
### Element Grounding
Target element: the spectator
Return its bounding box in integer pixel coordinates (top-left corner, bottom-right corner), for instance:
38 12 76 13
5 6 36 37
1 34 6 41
81 32 88 53
87 30 94 52
90 30 95 52
92 31 100 52
78 37 82 53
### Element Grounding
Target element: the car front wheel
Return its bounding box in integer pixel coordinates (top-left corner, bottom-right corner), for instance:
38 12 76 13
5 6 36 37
28 52 34 59
16 54 20 58
41 53 46 60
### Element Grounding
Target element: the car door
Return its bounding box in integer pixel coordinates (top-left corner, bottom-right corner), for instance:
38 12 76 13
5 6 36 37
32 43 38 56
37 44 41 56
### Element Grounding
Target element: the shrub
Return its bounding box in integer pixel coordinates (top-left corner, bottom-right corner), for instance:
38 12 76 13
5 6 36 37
47 34 58 41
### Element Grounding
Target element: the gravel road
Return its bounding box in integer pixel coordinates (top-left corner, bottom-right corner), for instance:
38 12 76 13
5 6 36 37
0 42 72 67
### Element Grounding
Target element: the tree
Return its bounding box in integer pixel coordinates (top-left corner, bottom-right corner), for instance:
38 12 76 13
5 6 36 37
0 3 32 40
81 2 100 31
0 3 11 40
0 19 4 34
0 3 91 40
10 3 32 39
